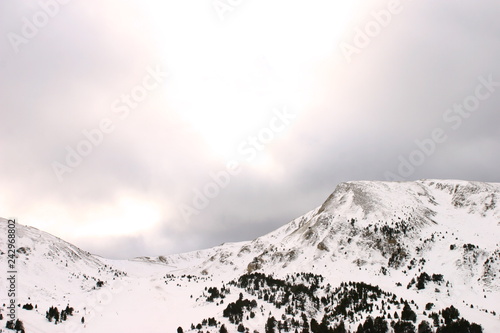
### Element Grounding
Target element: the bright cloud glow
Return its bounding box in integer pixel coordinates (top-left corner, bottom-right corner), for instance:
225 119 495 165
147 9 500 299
74 197 162 237
2 0 498 259
135 0 363 159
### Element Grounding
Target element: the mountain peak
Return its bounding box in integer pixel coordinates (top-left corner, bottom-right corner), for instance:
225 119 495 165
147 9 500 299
2 180 499 332
143 180 498 285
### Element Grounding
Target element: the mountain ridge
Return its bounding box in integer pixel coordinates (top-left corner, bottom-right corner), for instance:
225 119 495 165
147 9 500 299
0 179 499 332
145 179 499 277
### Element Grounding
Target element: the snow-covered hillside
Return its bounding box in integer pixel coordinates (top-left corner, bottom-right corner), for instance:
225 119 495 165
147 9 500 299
0 180 499 332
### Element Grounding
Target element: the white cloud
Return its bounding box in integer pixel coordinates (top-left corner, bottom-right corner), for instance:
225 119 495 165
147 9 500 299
0 0 499 258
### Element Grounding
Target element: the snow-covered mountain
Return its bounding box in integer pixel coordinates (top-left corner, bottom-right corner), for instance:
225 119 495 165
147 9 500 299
0 179 499 332
152 180 499 282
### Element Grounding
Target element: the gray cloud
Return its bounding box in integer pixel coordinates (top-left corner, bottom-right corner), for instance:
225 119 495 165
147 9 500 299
1 0 499 258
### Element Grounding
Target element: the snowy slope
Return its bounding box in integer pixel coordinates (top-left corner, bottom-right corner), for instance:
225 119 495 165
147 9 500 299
154 180 499 280
142 179 500 331
0 179 499 332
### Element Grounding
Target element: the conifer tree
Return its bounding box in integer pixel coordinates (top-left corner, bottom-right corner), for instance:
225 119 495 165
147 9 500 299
15 319 25 333
441 306 459 325
401 303 417 322
266 316 277 333
374 316 388 333
417 321 432 333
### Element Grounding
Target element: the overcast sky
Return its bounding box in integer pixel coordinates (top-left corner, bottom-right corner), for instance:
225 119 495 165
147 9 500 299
1 0 499 259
